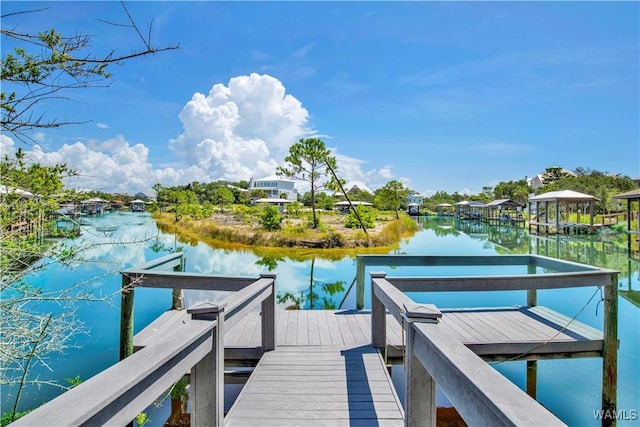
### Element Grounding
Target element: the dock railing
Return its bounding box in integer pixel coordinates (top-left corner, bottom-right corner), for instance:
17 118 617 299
368 254 618 427
12 253 277 427
371 271 568 427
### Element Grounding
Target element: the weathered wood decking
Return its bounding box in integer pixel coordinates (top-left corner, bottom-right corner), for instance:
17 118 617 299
225 345 404 426
136 305 604 362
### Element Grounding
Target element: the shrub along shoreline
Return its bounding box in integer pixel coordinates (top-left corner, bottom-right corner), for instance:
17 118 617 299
152 209 419 250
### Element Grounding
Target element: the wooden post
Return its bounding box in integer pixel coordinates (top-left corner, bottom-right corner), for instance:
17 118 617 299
602 273 618 427
260 273 277 352
119 274 135 361
527 262 537 307
189 302 226 427
589 201 595 234
404 311 438 427
626 200 631 254
172 255 185 310
526 360 538 399
370 272 387 349
527 262 538 399
356 256 365 310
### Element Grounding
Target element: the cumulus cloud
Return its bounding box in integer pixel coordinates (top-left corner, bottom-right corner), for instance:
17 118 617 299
27 135 163 194
169 73 312 182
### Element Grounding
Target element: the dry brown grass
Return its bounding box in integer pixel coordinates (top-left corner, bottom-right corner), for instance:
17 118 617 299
153 210 417 250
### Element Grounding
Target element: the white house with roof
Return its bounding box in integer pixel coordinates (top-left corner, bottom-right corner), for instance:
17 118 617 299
249 175 298 200
407 193 424 205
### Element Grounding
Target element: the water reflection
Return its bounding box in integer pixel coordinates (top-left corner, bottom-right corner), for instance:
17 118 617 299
276 258 346 310
3 212 638 426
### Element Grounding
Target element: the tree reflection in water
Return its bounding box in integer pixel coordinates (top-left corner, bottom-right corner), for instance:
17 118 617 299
266 257 345 310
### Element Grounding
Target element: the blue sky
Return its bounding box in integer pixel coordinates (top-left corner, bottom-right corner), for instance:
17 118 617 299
2 1 638 196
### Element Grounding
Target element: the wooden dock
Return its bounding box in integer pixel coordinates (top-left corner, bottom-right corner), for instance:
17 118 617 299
137 305 603 363
14 253 617 427
225 345 404 426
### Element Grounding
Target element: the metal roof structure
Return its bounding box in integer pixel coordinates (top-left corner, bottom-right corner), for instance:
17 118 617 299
528 190 599 203
613 188 640 200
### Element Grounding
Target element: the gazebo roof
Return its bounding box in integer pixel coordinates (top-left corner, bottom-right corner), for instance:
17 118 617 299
613 188 640 200
528 190 599 203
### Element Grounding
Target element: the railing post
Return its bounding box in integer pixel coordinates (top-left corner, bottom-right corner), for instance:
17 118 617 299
602 273 618 427
356 256 365 310
527 261 537 307
403 304 440 427
189 302 226 427
371 272 387 349
119 274 135 361
172 254 185 310
260 273 277 352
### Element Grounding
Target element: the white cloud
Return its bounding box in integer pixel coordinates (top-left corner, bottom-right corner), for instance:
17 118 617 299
1 134 15 157
169 73 312 182
96 123 109 129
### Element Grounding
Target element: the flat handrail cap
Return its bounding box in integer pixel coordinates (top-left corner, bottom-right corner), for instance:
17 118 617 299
403 302 442 319
188 302 227 314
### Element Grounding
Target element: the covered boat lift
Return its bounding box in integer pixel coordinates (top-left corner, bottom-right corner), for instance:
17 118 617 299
528 190 599 235
436 202 454 216
484 199 525 227
613 188 640 257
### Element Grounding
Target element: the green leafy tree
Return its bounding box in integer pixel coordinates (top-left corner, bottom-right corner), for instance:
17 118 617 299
260 205 283 231
212 186 234 212
493 179 530 206
286 201 303 217
374 180 410 219
541 167 572 186
344 206 375 229
276 138 337 229
249 189 268 200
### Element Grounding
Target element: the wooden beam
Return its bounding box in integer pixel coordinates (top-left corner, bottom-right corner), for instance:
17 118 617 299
12 318 215 426
410 321 566 426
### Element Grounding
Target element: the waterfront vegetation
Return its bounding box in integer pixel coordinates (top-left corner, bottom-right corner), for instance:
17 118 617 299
153 207 418 250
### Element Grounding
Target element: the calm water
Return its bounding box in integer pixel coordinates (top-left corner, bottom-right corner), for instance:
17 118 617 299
2 212 638 426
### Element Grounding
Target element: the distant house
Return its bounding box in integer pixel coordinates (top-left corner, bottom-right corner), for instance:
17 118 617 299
633 177 640 188
527 168 577 191
407 193 424 215
334 181 373 201
130 199 146 212
249 176 297 200
407 193 424 206
527 174 545 190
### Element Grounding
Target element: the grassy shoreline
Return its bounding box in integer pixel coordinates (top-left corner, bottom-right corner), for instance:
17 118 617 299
152 210 419 254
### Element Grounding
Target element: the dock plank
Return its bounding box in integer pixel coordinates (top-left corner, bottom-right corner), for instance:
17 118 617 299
225 346 404 427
